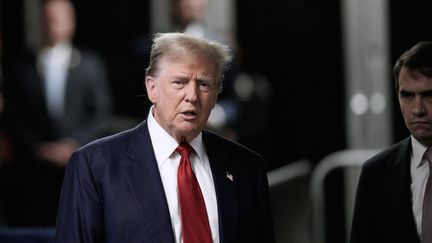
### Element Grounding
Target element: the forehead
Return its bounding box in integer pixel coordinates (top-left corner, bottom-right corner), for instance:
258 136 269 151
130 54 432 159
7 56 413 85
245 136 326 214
399 67 432 90
45 1 73 14
158 54 217 74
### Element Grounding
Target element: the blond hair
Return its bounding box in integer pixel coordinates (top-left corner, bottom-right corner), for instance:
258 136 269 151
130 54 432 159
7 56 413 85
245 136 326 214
145 32 232 92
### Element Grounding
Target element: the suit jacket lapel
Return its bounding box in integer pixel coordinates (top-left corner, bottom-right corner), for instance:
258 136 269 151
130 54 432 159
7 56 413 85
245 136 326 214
392 137 421 242
124 121 175 243
63 48 80 116
204 131 239 243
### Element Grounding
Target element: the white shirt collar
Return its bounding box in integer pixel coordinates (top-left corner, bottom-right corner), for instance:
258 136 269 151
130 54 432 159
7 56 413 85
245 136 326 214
411 135 429 168
147 106 206 165
39 42 73 66
184 22 206 39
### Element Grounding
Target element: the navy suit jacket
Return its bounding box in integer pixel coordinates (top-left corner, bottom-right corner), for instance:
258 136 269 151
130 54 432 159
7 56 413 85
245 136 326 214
55 121 275 243
350 137 420 243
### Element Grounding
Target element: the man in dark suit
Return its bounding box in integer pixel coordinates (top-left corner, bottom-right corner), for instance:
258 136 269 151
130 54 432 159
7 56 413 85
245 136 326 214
350 41 432 243
2 0 112 226
55 32 275 242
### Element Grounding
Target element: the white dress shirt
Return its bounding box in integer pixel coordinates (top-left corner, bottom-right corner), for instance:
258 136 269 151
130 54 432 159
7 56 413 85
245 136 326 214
147 107 219 243
410 136 430 237
38 42 72 119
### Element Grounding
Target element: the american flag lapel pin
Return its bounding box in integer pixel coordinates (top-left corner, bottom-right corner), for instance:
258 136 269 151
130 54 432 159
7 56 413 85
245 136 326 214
226 171 234 182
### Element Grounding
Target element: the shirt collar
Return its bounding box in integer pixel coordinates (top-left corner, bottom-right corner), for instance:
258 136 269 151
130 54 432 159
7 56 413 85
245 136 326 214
411 135 429 168
39 42 73 67
147 106 205 165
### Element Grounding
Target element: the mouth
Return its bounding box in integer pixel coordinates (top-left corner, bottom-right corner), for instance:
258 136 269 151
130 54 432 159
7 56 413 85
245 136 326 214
410 121 432 129
411 121 431 125
180 110 198 119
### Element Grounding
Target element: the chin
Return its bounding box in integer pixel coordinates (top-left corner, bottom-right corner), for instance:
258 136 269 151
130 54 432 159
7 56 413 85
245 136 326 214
413 133 432 145
175 126 197 136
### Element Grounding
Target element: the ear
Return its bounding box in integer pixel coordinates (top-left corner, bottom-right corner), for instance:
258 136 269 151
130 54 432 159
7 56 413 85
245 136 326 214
145 76 157 103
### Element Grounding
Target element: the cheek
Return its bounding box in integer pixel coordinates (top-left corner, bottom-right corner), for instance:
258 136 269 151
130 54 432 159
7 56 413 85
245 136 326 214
399 100 408 111
213 95 218 107
400 105 409 115
207 93 218 107
400 106 413 122
206 97 216 109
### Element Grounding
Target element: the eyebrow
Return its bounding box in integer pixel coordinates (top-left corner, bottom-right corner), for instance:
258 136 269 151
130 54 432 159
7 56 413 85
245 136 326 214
197 77 215 83
421 90 432 96
173 73 215 82
399 89 432 96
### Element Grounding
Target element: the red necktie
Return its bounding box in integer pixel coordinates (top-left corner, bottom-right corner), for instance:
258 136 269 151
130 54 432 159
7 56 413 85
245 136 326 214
423 148 432 243
176 143 212 243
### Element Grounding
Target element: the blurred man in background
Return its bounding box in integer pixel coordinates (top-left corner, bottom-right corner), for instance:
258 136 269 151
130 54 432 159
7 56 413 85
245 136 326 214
172 0 246 141
1 0 112 226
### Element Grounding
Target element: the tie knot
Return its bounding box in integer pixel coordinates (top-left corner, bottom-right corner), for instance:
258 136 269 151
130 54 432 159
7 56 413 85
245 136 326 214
424 148 432 165
176 142 193 158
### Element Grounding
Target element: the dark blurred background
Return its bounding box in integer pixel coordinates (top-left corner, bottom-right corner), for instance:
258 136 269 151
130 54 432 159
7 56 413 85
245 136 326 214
1 0 432 242
4 0 432 168
2 0 345 170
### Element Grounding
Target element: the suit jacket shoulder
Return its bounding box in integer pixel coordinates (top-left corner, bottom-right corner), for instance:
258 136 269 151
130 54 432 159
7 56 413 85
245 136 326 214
362 137 411 173
350 136 419 243
203 129 263 163
72 120 148 179
56 121 176 243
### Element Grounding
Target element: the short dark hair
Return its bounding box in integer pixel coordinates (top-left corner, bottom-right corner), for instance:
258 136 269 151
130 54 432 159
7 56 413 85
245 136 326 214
393 41 432 92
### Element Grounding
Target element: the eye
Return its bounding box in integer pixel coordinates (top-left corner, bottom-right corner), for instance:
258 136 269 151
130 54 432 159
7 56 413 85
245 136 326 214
399 90 414 99
198 80 214 91
172 79 186 89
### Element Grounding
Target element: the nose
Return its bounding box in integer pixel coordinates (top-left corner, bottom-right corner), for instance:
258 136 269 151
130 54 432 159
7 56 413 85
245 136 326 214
412 97 426 117
184 81 198 102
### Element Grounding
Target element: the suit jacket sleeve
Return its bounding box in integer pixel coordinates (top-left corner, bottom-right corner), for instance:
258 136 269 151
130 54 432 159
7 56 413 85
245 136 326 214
350 161 377 243
66 51 113 144
55 150 103 243
257 158 275 243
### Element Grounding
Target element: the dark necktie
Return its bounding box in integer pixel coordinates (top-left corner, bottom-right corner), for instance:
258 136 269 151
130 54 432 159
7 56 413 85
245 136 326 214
176 142 212 243
423 148 432 243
